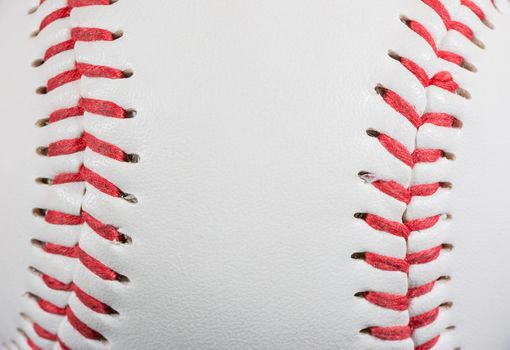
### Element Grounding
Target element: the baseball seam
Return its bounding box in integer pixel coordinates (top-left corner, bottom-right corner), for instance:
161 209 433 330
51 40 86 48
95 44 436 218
354 0 496 349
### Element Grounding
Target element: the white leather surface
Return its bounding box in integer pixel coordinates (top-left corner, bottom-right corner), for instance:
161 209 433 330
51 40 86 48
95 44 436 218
1 1 510 349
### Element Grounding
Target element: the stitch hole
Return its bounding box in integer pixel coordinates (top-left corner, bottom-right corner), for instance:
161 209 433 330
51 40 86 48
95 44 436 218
353 212 367 220
374 84 387 97
36 86 47 95
437 275 451 282
35 118 49 127
439 181 453 189
452 117 463 128
123 108 137 118
358 171 377 183
351 252 366 260
359 328 372 335
117 274 130 284
27 266 41 276
32 208 47 218
440 301 454 309
112 30 124 40
35 177 53 185
461 60 477 72
27 6 38 15
354 291 366 298
36 146 48 156
456 87 471 99
30 239 44 249
122 69 134 78
365 129 381 138
442 243 454 251
442 151 455 160
446 325 456 330
119 233 133 245
387 49 402 62
483 18 494 29
124 153 140 163
121 192 138 203
471 36 485 49
32 58 44 67
399 14 411 26
30 30 39 38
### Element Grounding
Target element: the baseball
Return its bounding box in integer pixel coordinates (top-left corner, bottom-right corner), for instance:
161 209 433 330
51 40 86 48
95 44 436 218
1 1 510 349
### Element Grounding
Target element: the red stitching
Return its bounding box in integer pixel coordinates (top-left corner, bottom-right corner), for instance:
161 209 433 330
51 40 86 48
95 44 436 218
409 307 439 329
79 97 131 119
33 323 57 341
364 291 409 311
415 336 440 350
42 243 78 258
71 27 117 42
82 211 126 242
73 284 116 314
26 336 42 350
367 326 413 341
42 274 73 292
77 246 121 281
44 210 84 225
365 252 409 273
66 307 104 340
38 298 66 316
80 165 122 198
359 2 488 347
39 7 71 32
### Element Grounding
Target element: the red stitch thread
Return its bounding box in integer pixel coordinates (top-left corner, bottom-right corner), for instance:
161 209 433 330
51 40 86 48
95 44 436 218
77 246 120 281
26 336 42 350
372 180 411 204
82 211 125 242
364 291 409 311
46 69 81 92
415 335 440 350
42 274 73 292
367 326 413 341
461 0 485 21
48 106 84 124
408 281 436 298
412 149 443 164
365 252 409 273
422 0 474 40
45 210 84 225
363 213 411 239
82 132 128 161
44 39 75 62
73 284 116 314
53 172 83 185
80 165 122 197
66 307 104 340
33 323 57 341
77 62 126 79
405 215 441 232
58 339 71 350
409 183 440 197
43 243 78 258
406 246 442 265
421 112 458 127
38 298 66 316
69 0 111 7
39 7 71 32
409 307 439 329
372 132 414 167
376 87 422 128
47 137 86 157
71 27 116 42
79 98 131 119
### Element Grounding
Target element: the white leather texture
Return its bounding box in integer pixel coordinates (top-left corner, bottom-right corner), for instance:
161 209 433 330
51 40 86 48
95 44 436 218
1 1 510 349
